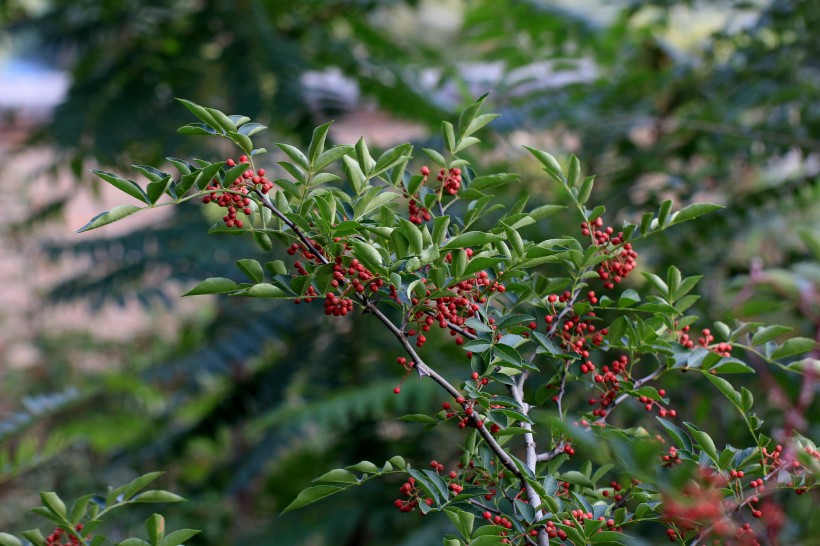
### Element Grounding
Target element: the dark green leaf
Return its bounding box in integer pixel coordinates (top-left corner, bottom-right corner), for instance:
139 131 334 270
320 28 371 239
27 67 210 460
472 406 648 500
92 170 150 204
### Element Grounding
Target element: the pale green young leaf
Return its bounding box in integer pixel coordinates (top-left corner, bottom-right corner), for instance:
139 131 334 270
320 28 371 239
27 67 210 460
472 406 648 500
77 205 142 233
0 534 22 546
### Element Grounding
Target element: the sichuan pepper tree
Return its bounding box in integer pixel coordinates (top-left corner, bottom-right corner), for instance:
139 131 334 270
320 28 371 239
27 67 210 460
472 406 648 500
8 96 816 546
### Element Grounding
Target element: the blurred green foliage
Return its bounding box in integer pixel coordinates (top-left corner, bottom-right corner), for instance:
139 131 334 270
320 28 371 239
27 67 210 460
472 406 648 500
1 0 817 544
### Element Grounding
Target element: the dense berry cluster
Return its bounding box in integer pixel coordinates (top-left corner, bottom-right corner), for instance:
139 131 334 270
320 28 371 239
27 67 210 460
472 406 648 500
201 155 273 228
437 167 462 195
545 290 606 358
404 269 506 350
46 525 85 546
581 218 639 289
663 469 763 545
587 355 630 418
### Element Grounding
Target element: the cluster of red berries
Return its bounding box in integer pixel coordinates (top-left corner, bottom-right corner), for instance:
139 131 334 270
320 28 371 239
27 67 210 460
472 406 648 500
546 291 606 358
678 326 734 356
587 355 630 418
407 196 432 226
46 525 85 546
698 328 733 356
662 470 731 540
405 270 506 349
201 155 273 228
601 480 625 502
287 238 328 263
639 388 677 418
406 167 433 225
437 167 462 195
393 476 433 513
662 446 682 466
202 180 252 228
582 218 639 289
482 511 513 529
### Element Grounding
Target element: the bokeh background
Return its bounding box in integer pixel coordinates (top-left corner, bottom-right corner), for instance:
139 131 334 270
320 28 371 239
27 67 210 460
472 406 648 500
0 0 818 544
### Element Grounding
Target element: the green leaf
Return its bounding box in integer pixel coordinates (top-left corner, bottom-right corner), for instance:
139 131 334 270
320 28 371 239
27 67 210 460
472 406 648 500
39 492 65 518
444 507 474 539
703 372 742 408
399 414 439 424
341 155 367 194
313 469 360 485
204 107 237 133
244 283 288 298
237 122 266 136
442 121 456 152
315 145 354 171
656 418 692 452
146 513 165 545
228 131 253 154
641 272 669 297
470 173 519 192
469 536 504 546
92 170 150 204
176 123 217 136
657 199 673 227
176 98 219 128
567 154 581 187
771 337 817 359
160 530 200 546
423 148 446 166
524 146 563 183
352 240 384 270
373 144 412 175
281 485 346 514
751 325 792 346
684 423 719 464
355 137 376 175
132 490 186 503
617 289 641 307
235 259 264 283
561 470 593 488
77 204 143 233
221 162 250 188
442 231 502 250
0 534 22 546
183 277 239 296
590 531 631 543
388 456 407 470
463 339 493 353
493 344 523 367
740 387 754 413
119 472 165 501
465 113 499 136
346 461 380 474
145 175 172 205
20 530 45 546
308 122 333 166
119 539 151 546
529 204 566 220
276 143 310 171
671 203 723 224
576 175 594 204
